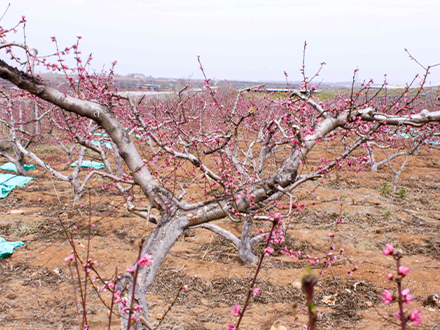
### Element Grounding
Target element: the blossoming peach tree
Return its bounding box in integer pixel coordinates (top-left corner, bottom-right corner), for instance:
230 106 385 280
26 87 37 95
1 16 439 329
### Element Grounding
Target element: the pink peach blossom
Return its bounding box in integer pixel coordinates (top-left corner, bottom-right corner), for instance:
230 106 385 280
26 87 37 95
409 310 423 325
383 244 394 256
398 266 410 277
381 290 394 304
231 304 240 316
138 254 152 267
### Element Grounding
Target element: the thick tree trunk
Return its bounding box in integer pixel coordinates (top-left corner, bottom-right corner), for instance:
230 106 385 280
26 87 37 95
117 214 186 329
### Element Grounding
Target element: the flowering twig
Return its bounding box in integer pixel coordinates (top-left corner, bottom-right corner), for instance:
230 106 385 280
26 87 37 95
108 267 118 330
126 237 146 330
155 284 188 329
381 244 423 328
231 213 281 330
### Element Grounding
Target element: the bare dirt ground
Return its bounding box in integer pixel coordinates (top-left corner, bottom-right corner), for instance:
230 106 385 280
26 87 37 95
1 144 440 330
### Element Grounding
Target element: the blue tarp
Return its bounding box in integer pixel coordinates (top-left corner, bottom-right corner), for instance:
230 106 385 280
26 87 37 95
0 174 34 199
70 160 105 169
0 162 35 173
91 140 113 149
94 132 108 137
0 237 25 258
92 132 113 148
95 130 146 140
388 129 440 145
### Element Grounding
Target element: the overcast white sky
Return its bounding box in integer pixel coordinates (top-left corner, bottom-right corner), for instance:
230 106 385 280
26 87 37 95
2 0 440 85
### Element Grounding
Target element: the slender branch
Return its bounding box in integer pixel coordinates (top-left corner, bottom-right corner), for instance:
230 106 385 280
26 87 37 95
235 217 279 329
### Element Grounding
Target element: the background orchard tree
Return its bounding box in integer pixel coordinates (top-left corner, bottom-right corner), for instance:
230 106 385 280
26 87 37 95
0 19 133 201
0 79 132 201
1 17 440 329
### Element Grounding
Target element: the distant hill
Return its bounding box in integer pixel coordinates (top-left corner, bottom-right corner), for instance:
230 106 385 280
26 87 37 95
1 72 365 92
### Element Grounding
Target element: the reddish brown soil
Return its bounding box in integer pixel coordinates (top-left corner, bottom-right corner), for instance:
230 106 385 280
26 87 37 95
1 145 440 330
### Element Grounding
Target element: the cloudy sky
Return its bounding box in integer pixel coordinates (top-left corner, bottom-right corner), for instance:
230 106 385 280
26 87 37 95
2 0 440 85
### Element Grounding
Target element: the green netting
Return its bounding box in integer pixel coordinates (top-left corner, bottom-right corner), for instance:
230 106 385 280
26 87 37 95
70 160 105 169
0 237 25 258
0 162 35 172
0 174 34 199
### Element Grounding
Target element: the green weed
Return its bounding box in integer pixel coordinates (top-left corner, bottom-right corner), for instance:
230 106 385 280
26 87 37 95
378 182 393 197
395 187 409 199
